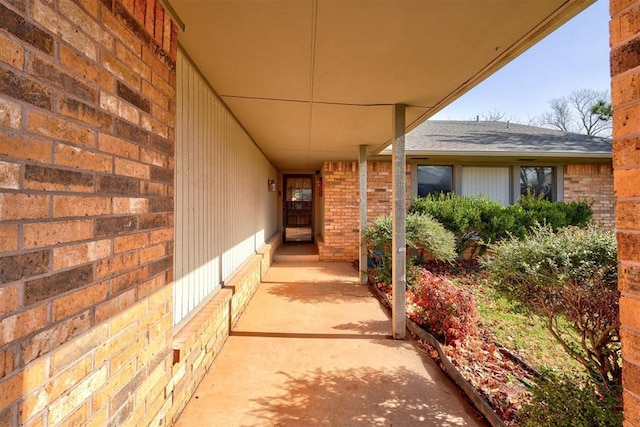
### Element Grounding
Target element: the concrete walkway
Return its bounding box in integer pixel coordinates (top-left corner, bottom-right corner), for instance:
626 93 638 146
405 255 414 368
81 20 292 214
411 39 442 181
175 261 485 426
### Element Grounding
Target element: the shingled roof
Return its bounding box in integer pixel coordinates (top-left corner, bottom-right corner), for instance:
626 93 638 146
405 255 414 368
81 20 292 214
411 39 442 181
396 120 612 158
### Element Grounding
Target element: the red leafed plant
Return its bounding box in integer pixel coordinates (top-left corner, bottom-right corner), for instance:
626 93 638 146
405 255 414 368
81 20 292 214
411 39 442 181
407 268 478 344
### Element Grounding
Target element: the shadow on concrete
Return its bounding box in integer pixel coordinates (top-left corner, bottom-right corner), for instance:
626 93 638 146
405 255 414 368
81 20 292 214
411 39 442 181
332 319 391 335
247 366 484 426
263 261 360 284
264 281 373 304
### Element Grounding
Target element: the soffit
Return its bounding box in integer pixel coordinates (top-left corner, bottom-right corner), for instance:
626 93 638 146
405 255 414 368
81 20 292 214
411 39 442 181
169 0 595 170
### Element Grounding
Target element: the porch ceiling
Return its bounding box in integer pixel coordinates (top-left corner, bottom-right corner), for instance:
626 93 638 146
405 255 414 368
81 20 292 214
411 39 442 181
169 0 595 171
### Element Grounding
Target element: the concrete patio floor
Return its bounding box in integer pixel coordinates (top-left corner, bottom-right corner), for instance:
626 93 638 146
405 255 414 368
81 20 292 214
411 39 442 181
175 259 486 426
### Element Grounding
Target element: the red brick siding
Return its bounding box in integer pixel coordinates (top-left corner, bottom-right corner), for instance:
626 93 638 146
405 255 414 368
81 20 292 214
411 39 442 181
611 0 640 424
319 161 410 262
563 164 615 227
0 1 176 425
319 162 360 261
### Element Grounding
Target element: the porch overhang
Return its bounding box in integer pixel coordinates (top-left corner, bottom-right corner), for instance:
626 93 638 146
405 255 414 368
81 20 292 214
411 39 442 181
169 0 595 170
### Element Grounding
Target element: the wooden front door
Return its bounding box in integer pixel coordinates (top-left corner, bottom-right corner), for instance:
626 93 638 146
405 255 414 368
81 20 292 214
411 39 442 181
284 175 313 242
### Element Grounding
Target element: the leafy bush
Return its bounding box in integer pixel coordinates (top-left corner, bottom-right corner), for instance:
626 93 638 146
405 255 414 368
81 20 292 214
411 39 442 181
407 269 478 344
364 213 456 285
509 193 593 237
410 193 512 257
483 225 620 391
518 370 622 427
410 193 594 258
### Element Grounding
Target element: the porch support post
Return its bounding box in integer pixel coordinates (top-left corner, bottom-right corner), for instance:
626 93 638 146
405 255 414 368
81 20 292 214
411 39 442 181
359 144 368 285
391 104 406 339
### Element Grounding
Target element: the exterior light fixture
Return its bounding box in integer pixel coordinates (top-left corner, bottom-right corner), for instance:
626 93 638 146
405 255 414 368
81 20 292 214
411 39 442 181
268 179 277 192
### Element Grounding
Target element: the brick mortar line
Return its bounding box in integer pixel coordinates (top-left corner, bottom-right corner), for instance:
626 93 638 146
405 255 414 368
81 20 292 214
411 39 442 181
616 196 640 202
611 64 640 88
0 249 168 297
621 324 640 339
1 63 173 139
610 32 640 51
1 116 175 162
619 232 640 239
613 162 640 170
611 1 638 16
610 94 640 111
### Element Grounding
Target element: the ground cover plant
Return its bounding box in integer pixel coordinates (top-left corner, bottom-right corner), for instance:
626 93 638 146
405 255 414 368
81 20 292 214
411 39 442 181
473 276 585 377
518 370 623 427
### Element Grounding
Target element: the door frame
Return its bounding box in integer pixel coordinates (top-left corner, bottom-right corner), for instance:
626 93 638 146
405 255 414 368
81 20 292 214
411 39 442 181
282 174 315 243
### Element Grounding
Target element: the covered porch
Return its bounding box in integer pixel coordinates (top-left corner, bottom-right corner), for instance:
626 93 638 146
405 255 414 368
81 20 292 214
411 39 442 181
5 0 639 426
170 0 598 338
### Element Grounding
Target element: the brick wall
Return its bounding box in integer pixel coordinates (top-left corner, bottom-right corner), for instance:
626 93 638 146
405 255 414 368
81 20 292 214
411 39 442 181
611 1 640 424
168 288 231 424
319 161 410 262
0 0 177 425
563 164 615 227
319 162 359 261
167 233 279 424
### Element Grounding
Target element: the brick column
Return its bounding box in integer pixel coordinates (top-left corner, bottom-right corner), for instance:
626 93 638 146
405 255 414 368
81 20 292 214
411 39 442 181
611 1 640 424
318 161 411 262
319 162 360 261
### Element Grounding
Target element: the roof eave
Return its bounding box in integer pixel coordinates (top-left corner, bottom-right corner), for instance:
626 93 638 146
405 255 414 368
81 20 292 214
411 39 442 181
378 150 612 159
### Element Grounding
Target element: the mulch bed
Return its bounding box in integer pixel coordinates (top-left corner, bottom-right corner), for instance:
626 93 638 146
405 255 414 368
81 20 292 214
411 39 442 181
370 259 539 426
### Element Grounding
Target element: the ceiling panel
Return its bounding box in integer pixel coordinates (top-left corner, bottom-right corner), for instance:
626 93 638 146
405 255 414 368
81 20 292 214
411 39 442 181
311 1 565 106
222 97 310 151
309 104 429 152
170 0 596 171
173 1 313 101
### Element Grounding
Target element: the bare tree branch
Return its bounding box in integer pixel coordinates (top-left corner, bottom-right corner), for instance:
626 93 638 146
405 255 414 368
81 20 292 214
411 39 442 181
533 89 612 136
569 89 612 136
536 97 573 131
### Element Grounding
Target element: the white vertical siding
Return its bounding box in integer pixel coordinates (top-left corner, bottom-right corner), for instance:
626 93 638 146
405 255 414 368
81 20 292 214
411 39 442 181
174 51 278 326
461 166 511 205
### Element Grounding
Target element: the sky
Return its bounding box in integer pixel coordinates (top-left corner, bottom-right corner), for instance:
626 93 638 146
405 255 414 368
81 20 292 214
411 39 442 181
430 0 610 123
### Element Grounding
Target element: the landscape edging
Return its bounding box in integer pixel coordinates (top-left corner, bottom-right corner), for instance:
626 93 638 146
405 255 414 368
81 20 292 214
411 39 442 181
370 284 508 427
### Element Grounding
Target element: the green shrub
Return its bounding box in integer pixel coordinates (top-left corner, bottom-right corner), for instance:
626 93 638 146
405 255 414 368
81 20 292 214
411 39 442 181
509 193 593 237
410 193 512 257
483 225 620 391
405 213 457 262
407 268 477 344
518 370 622 427
410 193 594 257
364 213 456 285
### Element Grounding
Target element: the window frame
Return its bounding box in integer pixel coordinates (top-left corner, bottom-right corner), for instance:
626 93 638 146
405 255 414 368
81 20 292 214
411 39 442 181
410 161 564 204
415 164 454 197
519 166 558 202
